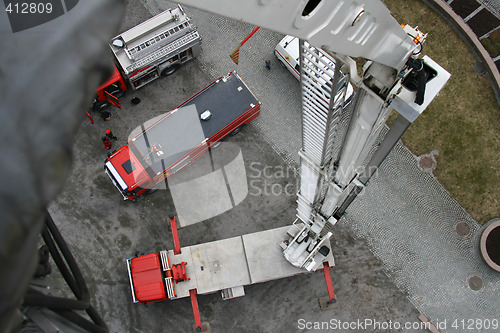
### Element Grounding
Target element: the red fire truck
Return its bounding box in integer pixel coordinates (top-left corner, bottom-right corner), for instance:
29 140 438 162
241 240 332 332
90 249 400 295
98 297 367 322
104 71 260 200
93 5 202 111
126 218 334 305
92 66 127 112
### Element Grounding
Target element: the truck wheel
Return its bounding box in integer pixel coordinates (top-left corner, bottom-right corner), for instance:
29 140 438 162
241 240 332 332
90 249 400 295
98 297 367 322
230 126 242 136
162 65 179 76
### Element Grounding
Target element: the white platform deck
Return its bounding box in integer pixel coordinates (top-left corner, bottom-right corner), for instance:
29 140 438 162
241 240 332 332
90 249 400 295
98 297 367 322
168 225 335 298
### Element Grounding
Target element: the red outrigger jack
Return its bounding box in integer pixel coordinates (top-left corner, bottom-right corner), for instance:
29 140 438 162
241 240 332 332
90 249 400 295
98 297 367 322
323 261 336 304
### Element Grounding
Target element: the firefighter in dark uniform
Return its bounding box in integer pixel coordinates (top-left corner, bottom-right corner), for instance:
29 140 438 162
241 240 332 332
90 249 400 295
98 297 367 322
105 129 117 141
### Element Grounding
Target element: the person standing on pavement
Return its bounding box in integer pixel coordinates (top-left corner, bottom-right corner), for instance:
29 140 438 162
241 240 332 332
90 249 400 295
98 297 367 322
102 136 112 150
105 129 117 141
265 58 271 70
100 110 111 121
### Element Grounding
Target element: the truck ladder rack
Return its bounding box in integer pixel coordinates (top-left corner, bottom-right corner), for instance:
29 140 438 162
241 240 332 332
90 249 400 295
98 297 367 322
130 31 200 73
160 250 176 299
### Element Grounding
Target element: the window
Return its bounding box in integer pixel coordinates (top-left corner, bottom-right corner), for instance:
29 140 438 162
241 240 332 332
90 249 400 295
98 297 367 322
122 160 135 174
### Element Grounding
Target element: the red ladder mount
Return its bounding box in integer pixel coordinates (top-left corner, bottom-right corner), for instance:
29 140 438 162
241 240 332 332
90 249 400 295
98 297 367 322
172 262 190 283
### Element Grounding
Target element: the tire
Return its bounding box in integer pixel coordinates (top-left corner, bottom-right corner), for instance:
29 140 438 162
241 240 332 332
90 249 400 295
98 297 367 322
92 100 109 112
161 65 179 76
230 126 242 136
38 245 50 264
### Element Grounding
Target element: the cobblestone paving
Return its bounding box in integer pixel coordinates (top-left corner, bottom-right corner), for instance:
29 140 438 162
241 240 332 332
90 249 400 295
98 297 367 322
344 131 500 327
141 1 500 330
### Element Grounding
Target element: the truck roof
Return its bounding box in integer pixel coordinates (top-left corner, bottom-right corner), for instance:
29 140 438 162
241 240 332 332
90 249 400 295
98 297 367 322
110 6 199 75
180 72 259 138
129 72 259 176
275 35 355 105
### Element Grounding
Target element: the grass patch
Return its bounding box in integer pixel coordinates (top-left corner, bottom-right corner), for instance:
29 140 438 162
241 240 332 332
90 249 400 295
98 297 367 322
481 30 500 58
382 0 500 224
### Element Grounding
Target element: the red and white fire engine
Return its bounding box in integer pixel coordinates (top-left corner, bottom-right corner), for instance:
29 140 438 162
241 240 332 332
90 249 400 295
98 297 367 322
93 5 202 111
104 71 260 201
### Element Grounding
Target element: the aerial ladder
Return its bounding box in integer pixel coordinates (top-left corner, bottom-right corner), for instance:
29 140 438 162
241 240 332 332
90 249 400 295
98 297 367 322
175 0 451 270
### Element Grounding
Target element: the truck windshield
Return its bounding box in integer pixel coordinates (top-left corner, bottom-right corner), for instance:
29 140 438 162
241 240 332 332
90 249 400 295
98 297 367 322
105 161 128 191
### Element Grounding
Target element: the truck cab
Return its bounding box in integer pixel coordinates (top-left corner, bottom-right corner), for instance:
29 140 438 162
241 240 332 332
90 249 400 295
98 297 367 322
274 35 354 107
105 145 154 200
92 66 127 112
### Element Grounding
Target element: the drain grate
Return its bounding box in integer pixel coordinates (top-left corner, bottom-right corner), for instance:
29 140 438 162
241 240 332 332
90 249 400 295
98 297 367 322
468 276 483 291
456 222 471 237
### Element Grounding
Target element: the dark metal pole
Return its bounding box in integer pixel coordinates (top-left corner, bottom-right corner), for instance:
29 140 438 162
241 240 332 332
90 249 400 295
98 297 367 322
358 114 411 185
334 113 412 218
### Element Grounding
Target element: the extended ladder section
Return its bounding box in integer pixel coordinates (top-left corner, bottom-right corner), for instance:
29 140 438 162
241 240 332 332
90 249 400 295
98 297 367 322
282 41 351 270
291 29 450 270
297 40 349 224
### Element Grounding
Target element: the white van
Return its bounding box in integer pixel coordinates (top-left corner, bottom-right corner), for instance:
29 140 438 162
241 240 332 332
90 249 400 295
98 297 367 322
274 35 354 106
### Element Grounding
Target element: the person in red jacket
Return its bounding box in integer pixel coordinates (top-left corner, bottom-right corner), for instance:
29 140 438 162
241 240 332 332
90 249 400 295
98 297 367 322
102 136 112 150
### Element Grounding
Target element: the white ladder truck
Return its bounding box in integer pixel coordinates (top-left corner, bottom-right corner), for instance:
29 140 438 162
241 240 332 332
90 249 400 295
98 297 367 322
110 5 202 90
175 0 451 271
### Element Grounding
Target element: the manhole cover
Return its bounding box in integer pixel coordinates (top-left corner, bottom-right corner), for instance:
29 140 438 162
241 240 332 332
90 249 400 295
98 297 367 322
456 222 470 237
420 156 433 168
486 226 500 266
417 150 438 173
468 276 483 291
473 61 486 75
